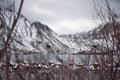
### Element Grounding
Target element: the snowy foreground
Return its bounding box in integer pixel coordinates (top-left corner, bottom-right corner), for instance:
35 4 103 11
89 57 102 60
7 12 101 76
0 64 119 80
0 53 120 80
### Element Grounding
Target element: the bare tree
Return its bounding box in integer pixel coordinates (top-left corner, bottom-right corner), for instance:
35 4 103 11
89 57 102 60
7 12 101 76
0 0 24 80
94 0 120 80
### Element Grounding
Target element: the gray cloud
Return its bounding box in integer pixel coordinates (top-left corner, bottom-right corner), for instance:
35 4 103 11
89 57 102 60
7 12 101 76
15 0 120 34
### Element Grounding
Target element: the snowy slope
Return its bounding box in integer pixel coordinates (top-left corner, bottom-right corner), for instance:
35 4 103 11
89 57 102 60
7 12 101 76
59 25 112 53
59 32 93 52
0 10 72 55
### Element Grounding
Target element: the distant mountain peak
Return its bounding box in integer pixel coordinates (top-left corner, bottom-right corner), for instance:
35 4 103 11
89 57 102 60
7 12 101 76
31 22 52 32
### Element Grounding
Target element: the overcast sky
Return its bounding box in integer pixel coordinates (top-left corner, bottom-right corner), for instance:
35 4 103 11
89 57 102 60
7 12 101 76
17 0 120 34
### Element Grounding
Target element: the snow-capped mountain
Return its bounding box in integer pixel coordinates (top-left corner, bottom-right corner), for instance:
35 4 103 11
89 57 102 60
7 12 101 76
59 22 118 53
0 10 72 55
0 10 113 56
59 32 96 52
